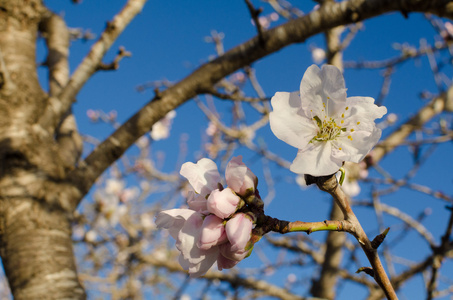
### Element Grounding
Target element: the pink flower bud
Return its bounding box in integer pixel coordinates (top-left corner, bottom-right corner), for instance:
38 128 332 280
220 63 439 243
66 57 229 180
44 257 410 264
217 253 240 270
207 188 240 219
197 215 228 250
225 156 258 198
219 242 250 262
225 213 253 252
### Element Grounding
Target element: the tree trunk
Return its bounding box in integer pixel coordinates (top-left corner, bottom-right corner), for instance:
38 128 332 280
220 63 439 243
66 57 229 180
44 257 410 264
0 1 85 298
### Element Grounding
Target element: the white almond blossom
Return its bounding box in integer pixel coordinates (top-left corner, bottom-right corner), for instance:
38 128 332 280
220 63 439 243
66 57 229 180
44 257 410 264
150 110 176 140
270 64 387 176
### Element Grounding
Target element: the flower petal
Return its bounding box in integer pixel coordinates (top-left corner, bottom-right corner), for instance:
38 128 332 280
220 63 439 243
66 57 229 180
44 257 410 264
225 156 257 197
187 191 208 213
300 64 347 118
207 188 240 219
334 128 382 163
176 212 204 263
155 209 197 240
225 213 253 252
180 158 221 196
197 214 228 250
187 247 219 278
217 253 240 270
270 91 317 149
290 142 343 176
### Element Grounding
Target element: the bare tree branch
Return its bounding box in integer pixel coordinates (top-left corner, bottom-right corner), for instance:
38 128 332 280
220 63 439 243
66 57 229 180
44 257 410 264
66 0 453 210
38 0 147 133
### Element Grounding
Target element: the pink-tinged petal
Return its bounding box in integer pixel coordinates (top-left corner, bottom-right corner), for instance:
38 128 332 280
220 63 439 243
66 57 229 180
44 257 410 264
178 248 220 278
217 253 240 270
290 142 342 176
198 214 228 250
187 191 208 213
180 158 221 196
270 91 317 149
176 212 204 264
225 213 253 252
207 188 240 219
219 242 249 262
155 209 197 240
225 156 257 197
187 247 219 278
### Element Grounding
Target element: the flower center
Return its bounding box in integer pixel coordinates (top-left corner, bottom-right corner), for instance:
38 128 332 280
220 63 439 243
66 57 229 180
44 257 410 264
311 115 345 142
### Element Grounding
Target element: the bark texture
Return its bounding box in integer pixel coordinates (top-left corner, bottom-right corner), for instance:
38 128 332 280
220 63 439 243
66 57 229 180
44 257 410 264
0 1 85 298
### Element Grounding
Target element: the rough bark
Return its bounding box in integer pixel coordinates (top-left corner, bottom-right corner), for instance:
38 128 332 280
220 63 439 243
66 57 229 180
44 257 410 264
0 1 85 298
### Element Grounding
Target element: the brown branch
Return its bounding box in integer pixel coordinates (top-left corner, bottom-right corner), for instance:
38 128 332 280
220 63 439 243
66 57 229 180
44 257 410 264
244 0 265 44
39 11 83 169
65 0 453 210
369 84 451 166
136 252 305 300
39 11 69 96
314 175 398 300
96 46 132 71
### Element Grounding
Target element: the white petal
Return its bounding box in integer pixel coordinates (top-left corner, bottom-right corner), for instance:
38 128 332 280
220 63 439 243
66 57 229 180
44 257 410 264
176 212 205 264
319 65 347 115
225 156 247 193
155 209 196 239
290 142 343 176
270 91 317 149
188 247 219 278
187 191 208 213
300 65 347 117
333 128 382 163
180 158 221 196
341 97 387 132
175 212 221 277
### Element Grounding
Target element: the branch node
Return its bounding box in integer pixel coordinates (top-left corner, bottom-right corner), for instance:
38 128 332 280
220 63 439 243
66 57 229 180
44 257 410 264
154 87 162 99
96 46 132 71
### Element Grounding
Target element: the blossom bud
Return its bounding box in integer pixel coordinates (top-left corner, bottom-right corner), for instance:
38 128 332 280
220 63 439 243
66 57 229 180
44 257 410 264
207 188 241 219
217 254 240 270
226 156 258 198
219 242 250 262
225 213 253 252
197 214 228 250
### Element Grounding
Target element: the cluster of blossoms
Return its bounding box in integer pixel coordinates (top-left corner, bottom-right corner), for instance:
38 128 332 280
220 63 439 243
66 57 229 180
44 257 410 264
156 64 388 276
156 156 260 277
270 64 387 177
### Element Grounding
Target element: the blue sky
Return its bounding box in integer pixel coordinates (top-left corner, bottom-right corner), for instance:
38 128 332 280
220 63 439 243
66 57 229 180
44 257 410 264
38 1 453 299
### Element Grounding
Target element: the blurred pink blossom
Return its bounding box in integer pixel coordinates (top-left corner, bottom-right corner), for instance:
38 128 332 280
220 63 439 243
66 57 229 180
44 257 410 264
151 110 176 140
